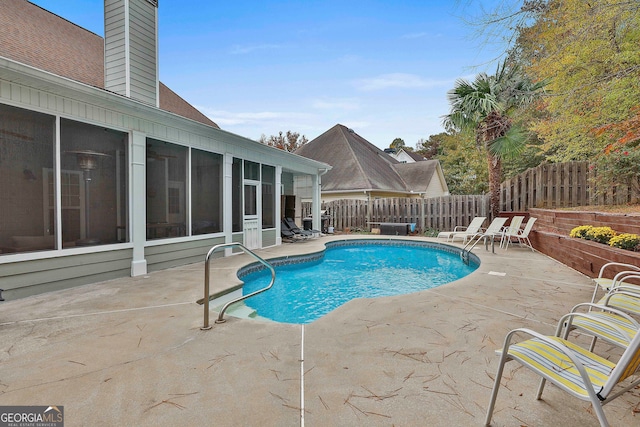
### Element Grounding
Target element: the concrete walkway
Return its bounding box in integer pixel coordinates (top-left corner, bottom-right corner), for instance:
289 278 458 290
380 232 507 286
1 235 638 426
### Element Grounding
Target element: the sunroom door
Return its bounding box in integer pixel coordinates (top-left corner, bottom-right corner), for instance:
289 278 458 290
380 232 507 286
243 182 261 249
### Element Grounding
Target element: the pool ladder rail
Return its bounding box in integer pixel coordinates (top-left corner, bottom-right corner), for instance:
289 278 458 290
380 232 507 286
198 242 276 330
460 232 497 264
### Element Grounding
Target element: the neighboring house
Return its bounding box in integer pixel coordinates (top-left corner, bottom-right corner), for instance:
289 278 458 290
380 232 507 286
294 124 449 203
0 0 329 299
385 148 427 163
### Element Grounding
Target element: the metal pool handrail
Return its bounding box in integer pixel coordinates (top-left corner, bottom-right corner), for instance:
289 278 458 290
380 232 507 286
200 242 276 330
460 234 484 264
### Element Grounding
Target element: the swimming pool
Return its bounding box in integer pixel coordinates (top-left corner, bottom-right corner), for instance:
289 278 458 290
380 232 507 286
239 239 479 324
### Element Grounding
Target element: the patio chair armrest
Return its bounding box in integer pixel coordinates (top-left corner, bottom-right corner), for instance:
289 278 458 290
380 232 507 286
571 302 640 327
598 262 640 279
602 289 640 308
611 273 640 290
557 311 635 343
609 288 640 301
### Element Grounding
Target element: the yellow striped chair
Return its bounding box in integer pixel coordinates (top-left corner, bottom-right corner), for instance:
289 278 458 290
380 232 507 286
597 277 640 318
590 262 640 303
485 325 640 426
559 302 639 351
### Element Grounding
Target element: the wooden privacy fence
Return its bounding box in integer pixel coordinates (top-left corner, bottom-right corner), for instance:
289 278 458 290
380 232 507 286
318 195 490 232
501 161 640 211
300 162 638 233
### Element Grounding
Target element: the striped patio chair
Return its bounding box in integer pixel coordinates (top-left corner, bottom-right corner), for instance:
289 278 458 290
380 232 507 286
598 283 640 319
485 324 640 426
559 302 639 351
590 262 640 303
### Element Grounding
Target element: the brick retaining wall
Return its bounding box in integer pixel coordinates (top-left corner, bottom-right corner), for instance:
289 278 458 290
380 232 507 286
528 208 640 279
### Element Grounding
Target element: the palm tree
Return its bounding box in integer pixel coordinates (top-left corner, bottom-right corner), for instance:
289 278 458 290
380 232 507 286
442 61 547 218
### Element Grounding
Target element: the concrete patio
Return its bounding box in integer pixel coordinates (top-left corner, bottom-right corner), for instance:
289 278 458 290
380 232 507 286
1 235 638 426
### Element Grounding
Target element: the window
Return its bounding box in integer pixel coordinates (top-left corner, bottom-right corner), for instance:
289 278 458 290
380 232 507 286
262 165 275 229
191 149 223 235
244 184 257 216
0 104 55 254
244 160 260 180
146 139 187 239
60 118 128 247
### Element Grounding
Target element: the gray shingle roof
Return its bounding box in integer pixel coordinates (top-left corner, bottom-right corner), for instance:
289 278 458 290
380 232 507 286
0 0 219 128
295 124 441 193
405 150 427 162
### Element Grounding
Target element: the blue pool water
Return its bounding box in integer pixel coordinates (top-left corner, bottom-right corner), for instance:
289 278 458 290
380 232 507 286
240 241 478 324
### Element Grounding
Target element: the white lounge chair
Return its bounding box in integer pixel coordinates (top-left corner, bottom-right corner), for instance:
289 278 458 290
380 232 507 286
466 217 509 250
509 216 537 251
499 215 524 249
436 216 486 243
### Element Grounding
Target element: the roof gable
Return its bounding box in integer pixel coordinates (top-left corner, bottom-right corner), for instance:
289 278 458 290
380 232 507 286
393 161 438 192
0 0 218 128
295 124 406 192
295 124 445 194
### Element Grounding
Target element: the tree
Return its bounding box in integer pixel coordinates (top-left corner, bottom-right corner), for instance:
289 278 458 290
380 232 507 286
425 132 488 195
513 0 640 162
258 131 308 152
390 138 405 150
442 61 546 217
592 106 640 202
415 137 440 160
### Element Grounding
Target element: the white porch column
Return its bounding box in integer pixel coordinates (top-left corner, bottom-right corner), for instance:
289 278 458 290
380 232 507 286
130 130 147 276
275 165 282 245
224 154 233 245
312 172 322 231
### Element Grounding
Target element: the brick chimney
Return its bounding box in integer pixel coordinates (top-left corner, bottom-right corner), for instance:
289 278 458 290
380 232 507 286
104 0 159 107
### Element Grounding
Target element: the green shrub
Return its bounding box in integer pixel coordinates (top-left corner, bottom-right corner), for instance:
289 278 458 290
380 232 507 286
585 226 617 244
569 225 594 239
423 228 440 237
609 233 640 251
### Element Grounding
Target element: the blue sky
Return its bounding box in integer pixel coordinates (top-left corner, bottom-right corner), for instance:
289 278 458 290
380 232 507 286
30 0 507 149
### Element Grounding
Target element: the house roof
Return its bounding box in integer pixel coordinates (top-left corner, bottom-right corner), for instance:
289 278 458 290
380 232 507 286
392 161 438 193
295 124 442 193
404 149 427 162
0 0 218 128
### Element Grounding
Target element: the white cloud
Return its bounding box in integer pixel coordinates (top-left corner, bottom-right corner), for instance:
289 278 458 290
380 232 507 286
354 73 451 91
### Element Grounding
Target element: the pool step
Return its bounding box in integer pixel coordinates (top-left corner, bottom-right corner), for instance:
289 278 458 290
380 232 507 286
222 302 257 319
